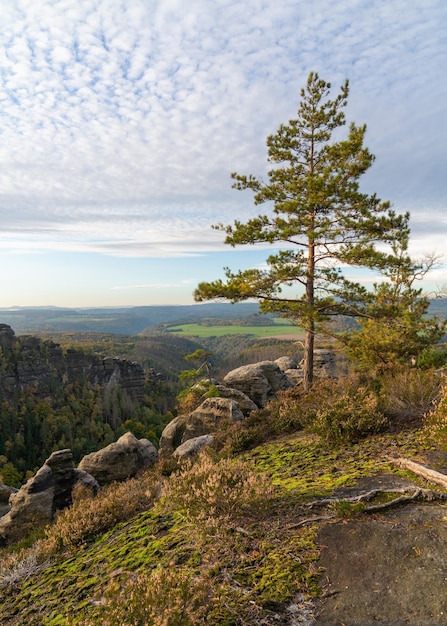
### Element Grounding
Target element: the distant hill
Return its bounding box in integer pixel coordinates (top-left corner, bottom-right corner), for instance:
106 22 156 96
1 298 445 336
0 302 261 335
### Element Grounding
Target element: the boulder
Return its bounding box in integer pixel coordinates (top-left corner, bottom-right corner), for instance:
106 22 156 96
158 415 188 459
181 397 244 443
0 449 99 542
215 384 258 415
275 356 298 371
173 435 214 460
223 361 294 407
78 432 158 486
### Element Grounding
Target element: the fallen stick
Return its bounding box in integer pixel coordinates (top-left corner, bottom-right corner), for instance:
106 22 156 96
389 457 447 489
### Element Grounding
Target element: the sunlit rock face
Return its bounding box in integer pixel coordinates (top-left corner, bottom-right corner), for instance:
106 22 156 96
78 432 158 486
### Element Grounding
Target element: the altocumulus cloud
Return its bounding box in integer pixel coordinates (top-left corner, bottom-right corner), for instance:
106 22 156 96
0 0 445 267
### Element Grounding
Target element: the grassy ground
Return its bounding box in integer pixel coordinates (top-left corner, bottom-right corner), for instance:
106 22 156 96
166 322 305 338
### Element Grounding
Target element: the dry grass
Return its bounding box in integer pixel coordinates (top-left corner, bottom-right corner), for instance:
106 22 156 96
40 468 162 558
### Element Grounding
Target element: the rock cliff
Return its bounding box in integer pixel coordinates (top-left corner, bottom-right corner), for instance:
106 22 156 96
0 324 145 402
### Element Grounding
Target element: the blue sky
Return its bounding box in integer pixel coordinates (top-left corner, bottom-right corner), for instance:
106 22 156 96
0 0 446 307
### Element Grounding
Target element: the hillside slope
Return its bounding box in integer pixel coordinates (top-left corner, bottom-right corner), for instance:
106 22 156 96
2 426 447 625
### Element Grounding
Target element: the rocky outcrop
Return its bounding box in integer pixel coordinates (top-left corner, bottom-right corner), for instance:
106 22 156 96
275 356 304 384
173 435 214 460
0 325 146 403
311 349 337 379
78 432 158 486
181 397 244 442
214 384 258 415
275 356 298 371
0 483 17 518
223 360 294 408
0 449 99 542
159 352 339 459
158 415 188 459
0 432 158 541
158 399 244 459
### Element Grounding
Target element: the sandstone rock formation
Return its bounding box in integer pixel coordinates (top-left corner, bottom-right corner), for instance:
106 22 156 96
158 398 244 459
214 384 258 415
78 432 158 486
173 435 214 460
181 397 244 442
0 449 99 542
304 349 337 379
275 356 304 384
159 352 339 458
158 415 188 459
0 325 146 403
223 360 294 408
275 356 298 371
0 483 17 518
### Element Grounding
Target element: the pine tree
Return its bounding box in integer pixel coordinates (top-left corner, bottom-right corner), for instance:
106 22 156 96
344 239 446 371
194 72 408 389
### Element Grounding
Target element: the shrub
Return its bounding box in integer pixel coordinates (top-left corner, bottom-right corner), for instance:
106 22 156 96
377 367 442 425
212 381 341 455
417 346 447 370
0 546 46 590
88 567 209 626
162 453 275 524
177 379 220 414
310 386 388 445
424 380 447 443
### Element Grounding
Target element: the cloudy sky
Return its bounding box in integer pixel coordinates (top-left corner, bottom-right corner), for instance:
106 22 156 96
0 0 446 308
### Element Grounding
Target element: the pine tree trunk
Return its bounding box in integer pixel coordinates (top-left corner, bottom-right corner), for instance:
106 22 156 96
303 325 314 391
303 226 315 391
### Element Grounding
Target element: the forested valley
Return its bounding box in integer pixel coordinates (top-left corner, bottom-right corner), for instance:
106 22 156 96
0 322 302 487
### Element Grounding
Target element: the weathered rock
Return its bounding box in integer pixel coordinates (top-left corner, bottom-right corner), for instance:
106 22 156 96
0 449 99 542
0 326 146 404
275 356 298 371
181 397 244 443
66 352 146 403
158 415 188 459
173 435 214 460
78 432 158 486
215 384 258 415
223 361 294 407
0 483 18 518
302 349 337 379
284 368 304 384
0 324 17 351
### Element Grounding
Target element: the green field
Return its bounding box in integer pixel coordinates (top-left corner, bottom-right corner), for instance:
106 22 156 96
166 322 304 338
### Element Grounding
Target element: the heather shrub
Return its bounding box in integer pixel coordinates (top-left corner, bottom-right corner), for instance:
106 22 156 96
213 380 340 455
310 386 388 445
162 453 275 524
177 379 220 414
88 567 209 626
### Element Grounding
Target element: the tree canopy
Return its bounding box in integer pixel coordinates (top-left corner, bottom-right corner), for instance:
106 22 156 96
194 72 409 388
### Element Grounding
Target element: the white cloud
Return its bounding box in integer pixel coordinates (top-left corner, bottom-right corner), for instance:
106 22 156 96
0 0 446 304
